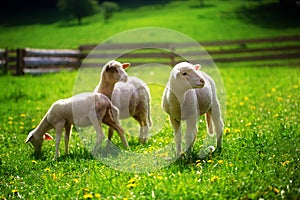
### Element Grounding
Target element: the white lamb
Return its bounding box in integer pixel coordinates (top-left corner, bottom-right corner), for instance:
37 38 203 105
25 92 129 159
162 62 224 155
94 61 151 144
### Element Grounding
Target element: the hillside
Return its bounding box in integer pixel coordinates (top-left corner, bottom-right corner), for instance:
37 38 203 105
0 0 300 48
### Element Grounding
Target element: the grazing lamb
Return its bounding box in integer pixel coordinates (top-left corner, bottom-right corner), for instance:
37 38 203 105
25 92 129 159
162 62 224 155
94 61 152 144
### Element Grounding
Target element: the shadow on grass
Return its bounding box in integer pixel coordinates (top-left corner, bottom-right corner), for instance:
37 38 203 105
235 2 300 29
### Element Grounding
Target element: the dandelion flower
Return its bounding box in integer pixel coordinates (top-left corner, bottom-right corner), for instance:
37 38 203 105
8 121 13 125
239 102 245 106
224 127 230 134
277 97 283 101
273 187 280 194
127 183 137 189
244 96 249 101
19 126 24 130
210 176 219 182
44 168 51 172
73 178 79 183
218 160 224 164
272 88 276 92
83 193 93 199
250 105 256 110
246 122 252 127
207 160 214 163
229 163 234 167
95 193 101 199
20 113 26 117
12 189 18 193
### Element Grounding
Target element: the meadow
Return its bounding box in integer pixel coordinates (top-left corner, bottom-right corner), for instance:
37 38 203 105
1 0 300 48
1 0 300 199
0 64 299 199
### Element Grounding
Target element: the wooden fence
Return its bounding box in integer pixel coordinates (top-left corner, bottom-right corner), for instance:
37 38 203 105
1 35 300 75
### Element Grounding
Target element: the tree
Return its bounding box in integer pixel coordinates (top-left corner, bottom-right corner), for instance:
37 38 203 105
100 1 120 23
57 0 98 25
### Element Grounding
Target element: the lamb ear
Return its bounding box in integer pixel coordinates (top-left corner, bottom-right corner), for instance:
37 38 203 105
43 133 53 141
172 69 180 79
122 63 130 69
194 64 201 70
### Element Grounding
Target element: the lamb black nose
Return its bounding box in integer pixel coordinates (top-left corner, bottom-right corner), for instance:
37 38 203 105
200 79 205 85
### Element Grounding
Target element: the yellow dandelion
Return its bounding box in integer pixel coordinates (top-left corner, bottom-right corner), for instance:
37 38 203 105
127 183 137 189
44 168 51 172
83 193 93 199
12 189 18 193
244 96 249 101
156 176 163 180
272 88 276 92
8 121 13 125
229 163 234 167
128 177 137 184
210 176 219 182
207 160 214 163
123 198 128 200
52 173 57 180
8 116 13 120
281 161 290 166
95 193 101 199
273 113 279 118
277 97 283 101
234 129 241 133
250 105 256 110
19 126 24 130
218 160 224 164
246 122 252 127
20 113 26 117
293 84 298 89
31 119 36 122
32 160 37 164
73 178 79 183
266 93 272 97
32 125 36 129
273 187 280 194
239 102 245 106
224 127 230 134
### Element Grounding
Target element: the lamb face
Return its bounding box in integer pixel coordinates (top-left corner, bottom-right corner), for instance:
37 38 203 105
171 62 205 93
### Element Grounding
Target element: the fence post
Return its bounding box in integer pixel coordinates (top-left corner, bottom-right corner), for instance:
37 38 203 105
16 48 24 75
2 48 8 74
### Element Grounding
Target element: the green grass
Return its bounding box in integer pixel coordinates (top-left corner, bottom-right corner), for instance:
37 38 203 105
1 0 300 48
0 65 299 199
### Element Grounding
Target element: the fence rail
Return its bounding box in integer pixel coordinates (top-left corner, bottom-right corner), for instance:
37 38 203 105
1 35 300 75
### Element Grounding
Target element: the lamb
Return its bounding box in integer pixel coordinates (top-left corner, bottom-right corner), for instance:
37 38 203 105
25 92 129 159
94 61 152 144
162 62 224 156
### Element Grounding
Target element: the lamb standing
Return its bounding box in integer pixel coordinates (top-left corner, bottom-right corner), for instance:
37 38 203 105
162 62 223 155
94 61 152 144
25 92 129 159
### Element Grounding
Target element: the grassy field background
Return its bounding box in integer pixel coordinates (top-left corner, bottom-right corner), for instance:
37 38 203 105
1 0 300 199
1 0 300 48
0 65 299 199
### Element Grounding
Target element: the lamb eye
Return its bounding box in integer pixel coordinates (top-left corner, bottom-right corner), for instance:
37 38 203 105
182 72 187 76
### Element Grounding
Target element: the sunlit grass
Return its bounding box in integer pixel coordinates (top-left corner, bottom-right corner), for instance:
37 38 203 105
1 65 299 199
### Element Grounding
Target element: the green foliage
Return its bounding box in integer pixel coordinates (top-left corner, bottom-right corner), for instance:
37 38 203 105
0 66 299 199
100 1 120 23
57 0 99 24
1 0 300 48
